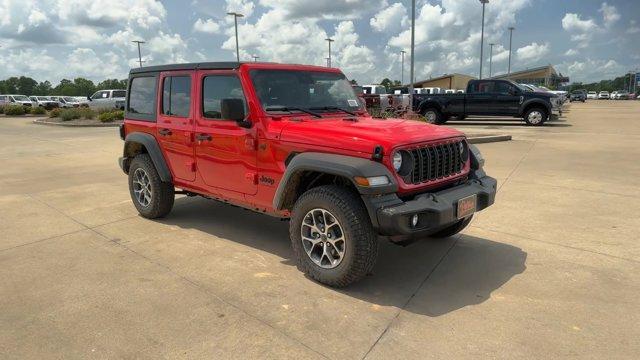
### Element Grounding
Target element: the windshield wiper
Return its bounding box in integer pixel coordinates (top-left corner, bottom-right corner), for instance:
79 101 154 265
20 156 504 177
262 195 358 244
309 106 358 116
264 106 322 118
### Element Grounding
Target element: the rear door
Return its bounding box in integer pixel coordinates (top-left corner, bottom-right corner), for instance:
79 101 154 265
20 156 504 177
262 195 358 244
156 72 196 182
466 81 495 115
194 70 257 195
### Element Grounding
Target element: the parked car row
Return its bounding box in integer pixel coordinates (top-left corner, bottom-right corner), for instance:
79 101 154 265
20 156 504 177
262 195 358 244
0 89 127 111
584 90 636 100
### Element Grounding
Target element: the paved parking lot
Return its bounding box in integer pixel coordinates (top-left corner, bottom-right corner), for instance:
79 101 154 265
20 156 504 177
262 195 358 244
1 101 639 359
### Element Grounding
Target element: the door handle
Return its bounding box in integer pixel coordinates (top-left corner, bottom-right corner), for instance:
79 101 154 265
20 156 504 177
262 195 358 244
196 133 212 141
158 128 172 136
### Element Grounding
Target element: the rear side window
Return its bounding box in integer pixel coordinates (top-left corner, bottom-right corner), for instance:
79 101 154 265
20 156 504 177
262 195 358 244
113 90 126 98
202 75 246 120
128 76 156 115
468 81 495 94
162 76 191 117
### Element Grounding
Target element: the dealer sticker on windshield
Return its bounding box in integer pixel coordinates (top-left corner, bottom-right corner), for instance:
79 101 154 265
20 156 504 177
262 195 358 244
348 99 359 107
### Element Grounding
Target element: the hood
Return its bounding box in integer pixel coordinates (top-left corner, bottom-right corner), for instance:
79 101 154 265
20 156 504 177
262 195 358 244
279 116 464 154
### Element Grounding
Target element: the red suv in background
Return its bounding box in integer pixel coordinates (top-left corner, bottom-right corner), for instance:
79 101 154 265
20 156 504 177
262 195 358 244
119 62 497 287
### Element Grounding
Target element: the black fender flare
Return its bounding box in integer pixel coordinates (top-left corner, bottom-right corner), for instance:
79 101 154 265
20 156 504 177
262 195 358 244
417 100 443 115
122 132 172 182
272 152 398 211
520 99 551 117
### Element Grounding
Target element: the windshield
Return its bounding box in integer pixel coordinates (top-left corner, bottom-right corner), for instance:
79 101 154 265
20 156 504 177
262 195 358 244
250 69 363 114
513 83 530 92
63 97 76 102
13 95 30 101
38 96 51 100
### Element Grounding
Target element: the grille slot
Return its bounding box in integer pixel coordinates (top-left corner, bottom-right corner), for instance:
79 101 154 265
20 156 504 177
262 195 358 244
408 140 466 184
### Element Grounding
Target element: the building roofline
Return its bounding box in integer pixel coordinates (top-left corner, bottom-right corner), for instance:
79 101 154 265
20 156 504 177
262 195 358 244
491 65 557 79
409 73 476 86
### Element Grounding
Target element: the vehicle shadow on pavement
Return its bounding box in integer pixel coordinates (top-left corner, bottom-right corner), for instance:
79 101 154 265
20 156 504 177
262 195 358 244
448 121 571 127
161 197 527 317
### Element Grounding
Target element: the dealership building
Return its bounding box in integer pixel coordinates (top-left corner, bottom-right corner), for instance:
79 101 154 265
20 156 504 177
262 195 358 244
406 65 569 91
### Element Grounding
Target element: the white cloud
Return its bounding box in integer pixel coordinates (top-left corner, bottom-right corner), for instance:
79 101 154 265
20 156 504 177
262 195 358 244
516 42 550 63
562 13 598 32
370 3 407 32
627 20 640 34
599 2 620 28
558 58 624 83
258 0 386 20
564 49 578 57
193 18 220 34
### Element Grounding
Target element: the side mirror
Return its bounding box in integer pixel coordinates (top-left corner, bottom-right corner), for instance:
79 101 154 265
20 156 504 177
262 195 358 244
221 98 250 128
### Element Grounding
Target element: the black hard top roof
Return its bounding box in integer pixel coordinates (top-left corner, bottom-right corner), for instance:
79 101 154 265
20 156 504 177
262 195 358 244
129 62 243 74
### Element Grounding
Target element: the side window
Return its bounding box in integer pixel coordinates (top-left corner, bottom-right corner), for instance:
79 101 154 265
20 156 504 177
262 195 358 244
469 81 494 94
495 82 514 94
102 92 110 98
128 76 156 115
202 75 246 120
91 91 103 100
112 90 126 98
162 76 191 117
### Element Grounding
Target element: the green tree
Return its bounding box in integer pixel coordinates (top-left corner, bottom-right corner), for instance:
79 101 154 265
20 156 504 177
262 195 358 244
96 79 127 90
17 76 38 95
379 78 393 91
73 77 96 97
33 81 52 95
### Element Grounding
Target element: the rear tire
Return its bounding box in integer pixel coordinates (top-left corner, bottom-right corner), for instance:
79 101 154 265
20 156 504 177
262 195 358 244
421 107 447 125
128 154 174 219
429 216 473 239
523 107 548 126
289 185 378 287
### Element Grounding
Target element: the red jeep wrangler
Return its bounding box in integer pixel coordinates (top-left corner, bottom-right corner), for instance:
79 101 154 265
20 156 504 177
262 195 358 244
119 62 496 287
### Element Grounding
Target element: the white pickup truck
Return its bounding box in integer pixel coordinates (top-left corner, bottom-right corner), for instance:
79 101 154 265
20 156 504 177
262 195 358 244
87 89 126 110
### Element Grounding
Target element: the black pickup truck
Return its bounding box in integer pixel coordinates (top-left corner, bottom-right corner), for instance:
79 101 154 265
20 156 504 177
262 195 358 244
413 79 561 126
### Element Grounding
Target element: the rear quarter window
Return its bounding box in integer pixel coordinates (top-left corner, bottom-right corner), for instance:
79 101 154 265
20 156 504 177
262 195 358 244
113 90 126 98
127 75 157 121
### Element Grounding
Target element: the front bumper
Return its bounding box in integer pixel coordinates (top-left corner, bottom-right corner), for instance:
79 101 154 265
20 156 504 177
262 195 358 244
373 173 497 236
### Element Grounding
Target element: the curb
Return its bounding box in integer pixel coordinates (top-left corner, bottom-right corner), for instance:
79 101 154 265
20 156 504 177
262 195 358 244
467 134 512 144
32 118 122 127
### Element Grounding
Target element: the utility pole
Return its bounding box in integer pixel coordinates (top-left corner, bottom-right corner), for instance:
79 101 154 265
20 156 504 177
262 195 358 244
400 50 406 85
508 26 515 74
227 12 244 62
478 0 489 79
408 0 416 114
131 40 145 68
489 43 495 78
325 38 334 67
252 55 259 62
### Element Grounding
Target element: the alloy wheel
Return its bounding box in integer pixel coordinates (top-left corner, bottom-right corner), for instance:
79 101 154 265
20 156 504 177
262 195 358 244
528 110 543 124
132 168 152 207
301 208 346 269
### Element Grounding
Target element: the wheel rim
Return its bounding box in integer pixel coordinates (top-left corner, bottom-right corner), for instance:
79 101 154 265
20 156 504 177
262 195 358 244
301 208 346 269
528 110 543 124
424 111 437 123
132 168 152 207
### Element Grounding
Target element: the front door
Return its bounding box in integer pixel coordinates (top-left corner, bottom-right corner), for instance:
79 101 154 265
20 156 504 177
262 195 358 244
493 81 521 115
194 70 257 195
156 72 196 182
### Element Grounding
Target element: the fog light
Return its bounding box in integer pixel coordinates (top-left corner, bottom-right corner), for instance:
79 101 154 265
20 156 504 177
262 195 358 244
411 214 419 228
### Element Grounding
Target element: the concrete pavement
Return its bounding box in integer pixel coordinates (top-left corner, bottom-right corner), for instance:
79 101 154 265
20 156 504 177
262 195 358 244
1 101 639 359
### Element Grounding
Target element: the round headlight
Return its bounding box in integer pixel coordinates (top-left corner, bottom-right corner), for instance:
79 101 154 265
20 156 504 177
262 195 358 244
392 152 403 172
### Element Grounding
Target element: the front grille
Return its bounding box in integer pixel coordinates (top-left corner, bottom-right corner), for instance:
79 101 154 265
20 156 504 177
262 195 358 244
407 140 467 184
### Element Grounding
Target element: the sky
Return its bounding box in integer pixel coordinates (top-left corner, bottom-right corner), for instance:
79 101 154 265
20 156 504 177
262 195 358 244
0 0 638 85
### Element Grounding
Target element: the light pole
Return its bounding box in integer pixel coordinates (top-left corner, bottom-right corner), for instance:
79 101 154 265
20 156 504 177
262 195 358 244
478 0 489 79
488 43 495 78
408 0 416 114
227 12 244 63
508 26 515 74
325 38 334 67
252 55 259 62
400 50 406 85
131 40 145 68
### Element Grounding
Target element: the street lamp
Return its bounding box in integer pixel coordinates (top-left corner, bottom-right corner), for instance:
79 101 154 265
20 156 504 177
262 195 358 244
400 50 406 85
252 55 259 62
489 43 495 78
507 26 515 74
325 38 335 67
131 40 145 68
227 12 244 63
478 0 489 79
408 0 416 114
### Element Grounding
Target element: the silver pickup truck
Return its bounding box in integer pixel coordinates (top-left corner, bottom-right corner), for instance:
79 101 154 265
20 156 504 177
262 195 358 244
87 89 126 110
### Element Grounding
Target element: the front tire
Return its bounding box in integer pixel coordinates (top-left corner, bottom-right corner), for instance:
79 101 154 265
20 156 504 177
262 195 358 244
128 154 174 219
289 185 378 287
523 107 548 126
